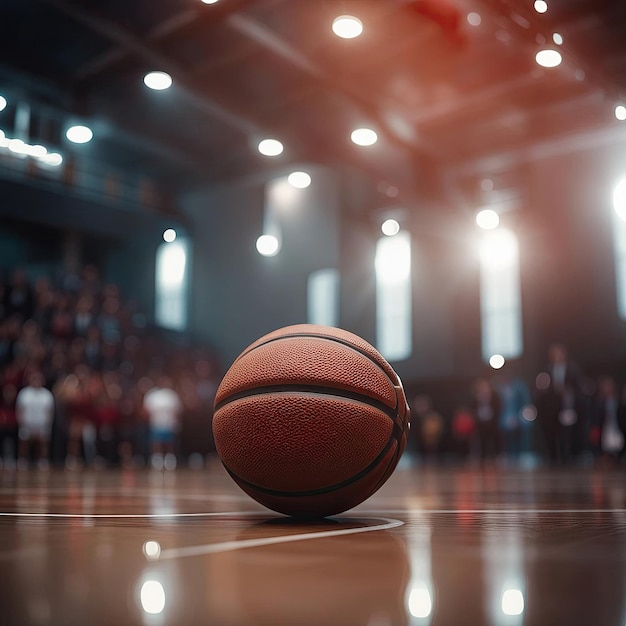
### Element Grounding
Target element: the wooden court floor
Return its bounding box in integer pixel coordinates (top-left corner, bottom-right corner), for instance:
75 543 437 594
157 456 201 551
1 460 626 625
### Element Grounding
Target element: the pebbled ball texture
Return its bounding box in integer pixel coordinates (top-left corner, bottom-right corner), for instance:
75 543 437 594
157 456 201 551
212 324 410 518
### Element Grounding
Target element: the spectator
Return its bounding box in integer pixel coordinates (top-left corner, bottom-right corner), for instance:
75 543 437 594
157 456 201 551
0 383 18 468
472 377 501 466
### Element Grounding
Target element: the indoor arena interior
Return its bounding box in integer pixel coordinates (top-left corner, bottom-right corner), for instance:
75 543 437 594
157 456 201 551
2 0 626 624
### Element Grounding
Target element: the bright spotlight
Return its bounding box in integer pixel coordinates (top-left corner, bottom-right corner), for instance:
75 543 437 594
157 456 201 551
201 0 219 3
502 589 524 616
144 71 173 90
351 128 378 146
536 49 562 68
613 179 626 221
467 12 482 26
476 209 500 230
332 15 363 39
381 219 400 236
256 234 279 256
142 540 161 559
287 171 311 188
553 32 563 45
258 139 284 157
0 95 6 112
534 0 548 13
43 153 63 167
489 354 505 370
408 586 432 618
616 105 626 121
66 125 93 144
163 228 177 243
479 228 518 267
140 580 165 615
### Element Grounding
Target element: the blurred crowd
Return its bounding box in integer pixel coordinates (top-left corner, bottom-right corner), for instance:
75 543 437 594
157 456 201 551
411 344 626 466
0 265 220 470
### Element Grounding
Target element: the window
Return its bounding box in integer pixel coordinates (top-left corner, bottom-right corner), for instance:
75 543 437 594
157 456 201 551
155 238 189 331
612 179 626 319
479 229 523 361
375 230 412 361
307 268 340 327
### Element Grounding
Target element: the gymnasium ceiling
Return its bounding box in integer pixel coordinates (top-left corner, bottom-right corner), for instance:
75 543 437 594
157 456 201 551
1 0 626 209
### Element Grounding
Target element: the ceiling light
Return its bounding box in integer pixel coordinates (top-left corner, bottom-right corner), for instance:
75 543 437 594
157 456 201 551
553 32 563 45
26 144 47 158
536 49 562 68
476 209 500 230
163 228 177 243
42 153 63 166
0 96 6 112
258 139 283 156
332 15 363 39
8 139 28 155
66 125 93 144
489 354 505 370
534 0 548 13
256 235 279 256
467 12 482 27
381 219 400 237
144 71 173 90
351 128 378 146
201 0 219 3
616 105 626 121
287 171 311 188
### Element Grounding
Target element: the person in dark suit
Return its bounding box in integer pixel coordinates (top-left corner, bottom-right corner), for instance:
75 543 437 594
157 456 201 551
535 343 583 464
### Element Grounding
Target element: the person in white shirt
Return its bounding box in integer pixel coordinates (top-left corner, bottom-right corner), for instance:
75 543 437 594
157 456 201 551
16 370 54 469
143 376 182 470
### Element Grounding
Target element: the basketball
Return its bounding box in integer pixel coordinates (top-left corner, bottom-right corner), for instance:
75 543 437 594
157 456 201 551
212 324 410 518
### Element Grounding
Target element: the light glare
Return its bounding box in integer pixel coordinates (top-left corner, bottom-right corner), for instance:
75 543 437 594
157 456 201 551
490 354 505 370
143 541 161 559
408 587 432 618
332 15 363 39
351 128 378 146
43 153 63 167
256 234 279 256
476 209 500 230
287 171 311 188
534 0 548 13
502 589 524 616
163 228 177 243
201 0 219 3
479 228 518 267
0 96 6 112
616 105 626 121
144 71 173 90
66 125 93 144
381 219 400 237
536 49 562 68
553 32 563 45
467 12 482 26
613 179 626 221
258 139 284 156
140 580 165 615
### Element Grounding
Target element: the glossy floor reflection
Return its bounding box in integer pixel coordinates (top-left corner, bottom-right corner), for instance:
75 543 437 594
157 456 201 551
1 461 626 625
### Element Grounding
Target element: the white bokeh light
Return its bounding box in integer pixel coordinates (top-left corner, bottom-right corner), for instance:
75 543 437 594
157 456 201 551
287 171 311 188
476 209 500 230
256 234 280 256
467 12 482 26
66 125 93 144
502 589 525 616
142 541 161 559
381 218 400 237
332 15 363 39
163 228 177 243
144 71 173 90
553 32 563 45
534 0 548 13
43 153 63 166
0 95 6 112
490 354 506 370
140 580 165 615
408 586 433 618
480 228 519 267
615 105 626 121
536 49 562 68
258 139 284 156
351 128 378 146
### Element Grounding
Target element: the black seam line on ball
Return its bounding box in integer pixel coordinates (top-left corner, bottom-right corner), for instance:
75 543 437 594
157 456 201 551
222 433 401 499
234 332 399 390
214 385 398 421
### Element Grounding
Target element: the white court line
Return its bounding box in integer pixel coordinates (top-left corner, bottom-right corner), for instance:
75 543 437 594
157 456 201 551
358 508 626 515
156 517 404 561
0 510 264 519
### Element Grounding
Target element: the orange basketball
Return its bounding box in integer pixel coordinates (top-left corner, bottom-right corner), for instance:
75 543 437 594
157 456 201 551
212 324 410 518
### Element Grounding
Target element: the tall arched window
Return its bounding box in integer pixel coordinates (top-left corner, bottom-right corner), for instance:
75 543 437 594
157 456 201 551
612 179 626 319
479 228 523 362
307 268 340 327
375 230 412 361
